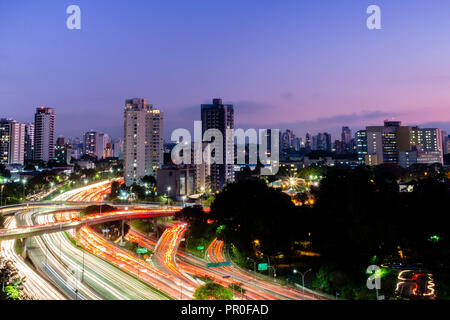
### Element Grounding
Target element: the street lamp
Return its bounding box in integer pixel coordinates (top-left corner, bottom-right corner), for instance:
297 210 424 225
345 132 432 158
182 195 186 207
22 179 27 201
293 268 312 293
167 186 171 206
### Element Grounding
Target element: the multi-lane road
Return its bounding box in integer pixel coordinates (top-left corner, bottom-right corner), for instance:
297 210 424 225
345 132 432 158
1 179 323 300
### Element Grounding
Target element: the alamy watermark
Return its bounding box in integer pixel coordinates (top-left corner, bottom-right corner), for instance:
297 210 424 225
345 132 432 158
366 5 381 30
171 121 280 176
66 5 81 30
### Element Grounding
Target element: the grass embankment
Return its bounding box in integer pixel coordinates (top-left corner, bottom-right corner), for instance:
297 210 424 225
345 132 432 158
129 219 154 234
186 236 215 259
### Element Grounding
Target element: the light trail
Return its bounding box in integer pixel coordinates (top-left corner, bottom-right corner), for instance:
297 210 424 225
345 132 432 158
0 217 66 300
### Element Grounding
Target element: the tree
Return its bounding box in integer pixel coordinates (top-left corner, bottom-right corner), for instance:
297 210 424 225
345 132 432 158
211 179 302 256
0 256 26 300
0 164 10 178
193 282 233 300
141 175 156 188
106 181 121 201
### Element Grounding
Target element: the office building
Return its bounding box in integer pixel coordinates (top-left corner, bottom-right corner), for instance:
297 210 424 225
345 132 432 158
98 133 110 159
24 122 34 161
34 107 55 163
341 126 352 152
83 131 100 159
356 130 367 163
55 137 72 165
364 121 443 167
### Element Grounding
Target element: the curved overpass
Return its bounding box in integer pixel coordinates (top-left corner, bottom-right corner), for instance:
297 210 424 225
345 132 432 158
0 208 179 241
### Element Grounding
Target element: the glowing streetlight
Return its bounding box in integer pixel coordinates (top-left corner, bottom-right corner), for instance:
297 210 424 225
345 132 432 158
292 268 312 292
22 179 27 201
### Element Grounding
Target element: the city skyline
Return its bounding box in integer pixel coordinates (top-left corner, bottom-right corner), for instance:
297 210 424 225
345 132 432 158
2 1 450 139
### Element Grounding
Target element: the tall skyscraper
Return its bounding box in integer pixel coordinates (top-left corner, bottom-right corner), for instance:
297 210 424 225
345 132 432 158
98 133 110 159
33 107 55 163
112 138 124 159
201 98 234 191
356 130 367 163
305 133 312 152
312 132 332 152
341 126 352 152
24 122 34 162
124 98 164 186
0 118 26 165
83 131 100 159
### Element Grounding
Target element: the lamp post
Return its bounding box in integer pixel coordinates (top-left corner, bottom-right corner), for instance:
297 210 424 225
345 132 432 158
167 186 171 206
293 268 312 293
22 179 27 202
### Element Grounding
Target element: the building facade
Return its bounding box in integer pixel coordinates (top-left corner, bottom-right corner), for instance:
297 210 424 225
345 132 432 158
33 107 55 163
200 98 234 191
124 98 164 186
83 131 100 159
0 118 26 165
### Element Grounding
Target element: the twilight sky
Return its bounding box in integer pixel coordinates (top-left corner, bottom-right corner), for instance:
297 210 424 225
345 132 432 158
1 0 450 141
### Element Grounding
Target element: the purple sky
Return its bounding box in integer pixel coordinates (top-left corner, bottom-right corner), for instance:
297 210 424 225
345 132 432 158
1 0 450 141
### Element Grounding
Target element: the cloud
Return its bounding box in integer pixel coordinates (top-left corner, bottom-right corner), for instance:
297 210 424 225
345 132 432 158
237 110 401 139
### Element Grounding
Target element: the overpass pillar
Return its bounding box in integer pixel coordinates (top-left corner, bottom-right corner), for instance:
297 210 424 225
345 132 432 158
153 218 159 238
119 220 125 246
21 238 28 260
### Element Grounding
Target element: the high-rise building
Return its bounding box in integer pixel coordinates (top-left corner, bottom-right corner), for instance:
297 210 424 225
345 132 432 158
103 143 113 158
33 107 55 163
0 118 26 165
55 137 72 165
83 131 100 159
201 98 234 191
312 132 332 152
365 121 443 167
112 138 124 159
124 98 164 186
366 121 409 164
356 130 367 163
341 126 352 151
98 133 110 159
24 122 34 162
410 127 443 165
305 133 312 152
280 129 294 151
442 131 449 155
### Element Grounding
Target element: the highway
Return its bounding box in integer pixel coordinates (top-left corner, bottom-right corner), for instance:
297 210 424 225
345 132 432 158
0 207 177 241
4 184 171 299
0 216 67 300
1 178 324 300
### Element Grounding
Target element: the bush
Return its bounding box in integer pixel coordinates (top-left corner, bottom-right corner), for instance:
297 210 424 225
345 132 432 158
193 282 233 300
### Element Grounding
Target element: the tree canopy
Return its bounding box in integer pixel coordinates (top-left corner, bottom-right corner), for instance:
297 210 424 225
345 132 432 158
193 282 233 300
